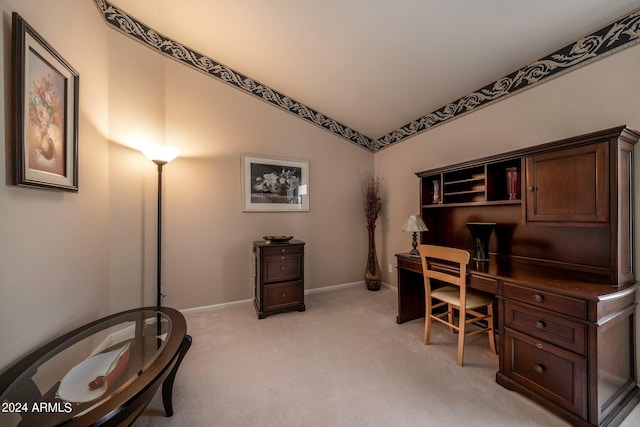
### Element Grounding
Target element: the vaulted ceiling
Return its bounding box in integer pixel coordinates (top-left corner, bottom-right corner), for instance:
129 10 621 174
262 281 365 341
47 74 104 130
99 0 640 150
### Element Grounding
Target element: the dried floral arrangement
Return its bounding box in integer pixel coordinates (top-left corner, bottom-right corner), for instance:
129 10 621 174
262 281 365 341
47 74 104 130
361 171 382 228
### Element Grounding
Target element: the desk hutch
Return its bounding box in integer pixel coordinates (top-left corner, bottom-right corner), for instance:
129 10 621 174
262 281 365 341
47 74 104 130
396 126 639 426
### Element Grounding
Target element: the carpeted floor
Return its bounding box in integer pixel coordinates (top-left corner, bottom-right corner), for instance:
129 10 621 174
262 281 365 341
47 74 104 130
133 285 639 426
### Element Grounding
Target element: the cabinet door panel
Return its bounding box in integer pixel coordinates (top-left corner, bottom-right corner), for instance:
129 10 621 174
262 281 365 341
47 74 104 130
525 142 608 223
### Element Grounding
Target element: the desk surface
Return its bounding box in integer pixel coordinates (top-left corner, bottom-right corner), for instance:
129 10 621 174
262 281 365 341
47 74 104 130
396 253 635 300
395 252 637 325
0 307 191 427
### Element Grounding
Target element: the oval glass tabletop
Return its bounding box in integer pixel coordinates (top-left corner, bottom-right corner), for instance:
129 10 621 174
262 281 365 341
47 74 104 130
0 308 182 427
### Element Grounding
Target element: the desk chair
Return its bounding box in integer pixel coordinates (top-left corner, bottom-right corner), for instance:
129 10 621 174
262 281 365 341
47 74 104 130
418 244 496 366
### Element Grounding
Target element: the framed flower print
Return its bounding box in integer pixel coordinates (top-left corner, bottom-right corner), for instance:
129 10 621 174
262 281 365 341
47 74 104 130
12 13 79 191
242 154 309 212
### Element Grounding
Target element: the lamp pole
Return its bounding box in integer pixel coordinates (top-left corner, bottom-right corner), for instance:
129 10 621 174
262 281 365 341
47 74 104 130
142 144 179 308
154 160 167 307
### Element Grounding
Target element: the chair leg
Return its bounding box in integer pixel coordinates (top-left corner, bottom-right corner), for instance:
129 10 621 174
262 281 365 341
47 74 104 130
456 307 466 366
487 303 497 354
424 314 432 345
424 294 432 345
447 304 455 334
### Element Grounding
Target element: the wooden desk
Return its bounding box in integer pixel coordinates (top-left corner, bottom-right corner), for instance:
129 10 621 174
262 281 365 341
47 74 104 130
396 252 639 426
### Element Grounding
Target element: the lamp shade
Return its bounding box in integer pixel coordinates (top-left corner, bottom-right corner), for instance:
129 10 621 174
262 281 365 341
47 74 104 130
403 215 428 232
141 144 181 164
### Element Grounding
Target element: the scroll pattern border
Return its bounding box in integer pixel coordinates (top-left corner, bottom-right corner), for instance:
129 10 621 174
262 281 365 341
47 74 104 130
373 9 640 150
94 0 640 152
94 0 373 150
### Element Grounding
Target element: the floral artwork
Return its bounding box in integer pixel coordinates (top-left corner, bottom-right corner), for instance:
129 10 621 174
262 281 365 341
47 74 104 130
242 154 309 211
27 52 66 175
251 163 302 204
13 12 79 191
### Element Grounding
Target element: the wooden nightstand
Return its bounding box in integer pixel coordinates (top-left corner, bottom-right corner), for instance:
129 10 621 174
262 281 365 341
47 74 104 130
253 240 305 319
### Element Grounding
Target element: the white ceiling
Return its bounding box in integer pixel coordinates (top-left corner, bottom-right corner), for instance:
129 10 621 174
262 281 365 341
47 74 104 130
108 0 640 139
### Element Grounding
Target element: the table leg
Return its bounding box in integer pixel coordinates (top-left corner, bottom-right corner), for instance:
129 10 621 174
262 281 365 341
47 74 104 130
397 267 425 323
162 334 192 417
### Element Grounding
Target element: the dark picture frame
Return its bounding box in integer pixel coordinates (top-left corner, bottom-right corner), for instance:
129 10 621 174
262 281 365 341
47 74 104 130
242 154 309 212
12 12 79 191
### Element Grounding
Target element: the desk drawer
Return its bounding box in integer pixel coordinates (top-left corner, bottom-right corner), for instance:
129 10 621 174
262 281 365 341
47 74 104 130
469 274 498 294
397 256 422 274
262 256 302 283
504 301 587 355
264 281 302 311
503 328 587 419
503 282 587 319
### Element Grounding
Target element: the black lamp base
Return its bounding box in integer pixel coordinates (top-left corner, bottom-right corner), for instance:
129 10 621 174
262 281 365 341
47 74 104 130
409 232 420 256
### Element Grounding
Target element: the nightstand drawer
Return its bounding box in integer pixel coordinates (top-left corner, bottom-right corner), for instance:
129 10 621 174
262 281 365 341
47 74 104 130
504 300 587 355
264 281 302 311
262 245 303 256
503 282 587 319
503 328 587 418
262 255 302 283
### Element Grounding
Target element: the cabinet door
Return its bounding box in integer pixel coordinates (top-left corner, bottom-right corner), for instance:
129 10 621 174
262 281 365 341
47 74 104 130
525 142 608 224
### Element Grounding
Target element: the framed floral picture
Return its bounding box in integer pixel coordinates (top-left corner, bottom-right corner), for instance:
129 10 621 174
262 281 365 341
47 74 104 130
12 13 79 191
242 154 309 212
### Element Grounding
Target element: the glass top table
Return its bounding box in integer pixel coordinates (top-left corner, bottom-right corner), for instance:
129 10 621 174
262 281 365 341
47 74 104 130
0 307 191 427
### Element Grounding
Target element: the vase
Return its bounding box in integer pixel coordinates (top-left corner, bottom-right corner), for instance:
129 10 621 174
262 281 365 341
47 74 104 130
365 225 382 291
432 180 441 204
506 167 520 200
466 222 496 262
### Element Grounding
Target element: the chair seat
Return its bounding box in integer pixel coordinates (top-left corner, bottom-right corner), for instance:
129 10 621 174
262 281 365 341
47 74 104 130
431 286 493 309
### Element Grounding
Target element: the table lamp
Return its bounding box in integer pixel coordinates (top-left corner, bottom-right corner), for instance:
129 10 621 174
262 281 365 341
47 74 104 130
403 215 428 255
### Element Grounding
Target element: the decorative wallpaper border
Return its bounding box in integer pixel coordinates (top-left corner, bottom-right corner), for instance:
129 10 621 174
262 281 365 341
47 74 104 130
372 9 640 151
94 0 373 150
95 0 640 152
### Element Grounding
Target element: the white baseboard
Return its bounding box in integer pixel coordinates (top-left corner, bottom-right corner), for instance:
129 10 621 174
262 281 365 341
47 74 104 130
181 298 253 316
181 280 395 316
304 280 362 295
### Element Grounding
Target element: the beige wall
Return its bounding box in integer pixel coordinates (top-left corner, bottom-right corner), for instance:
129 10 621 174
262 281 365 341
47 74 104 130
105 27 373 311
0 0 110 368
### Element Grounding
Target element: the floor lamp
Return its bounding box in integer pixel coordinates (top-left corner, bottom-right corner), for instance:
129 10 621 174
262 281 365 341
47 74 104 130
142 145 180 307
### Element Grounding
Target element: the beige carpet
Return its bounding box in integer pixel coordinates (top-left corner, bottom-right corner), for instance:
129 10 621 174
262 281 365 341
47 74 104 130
133 285 639 427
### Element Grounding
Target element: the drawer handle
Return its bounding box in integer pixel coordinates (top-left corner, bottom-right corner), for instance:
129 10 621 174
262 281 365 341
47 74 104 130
527 186 535 192
533 294 544 303
281 248 286 253
535 321 546 330
534 364 546 374
280 266 286 270
281 292 287 298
